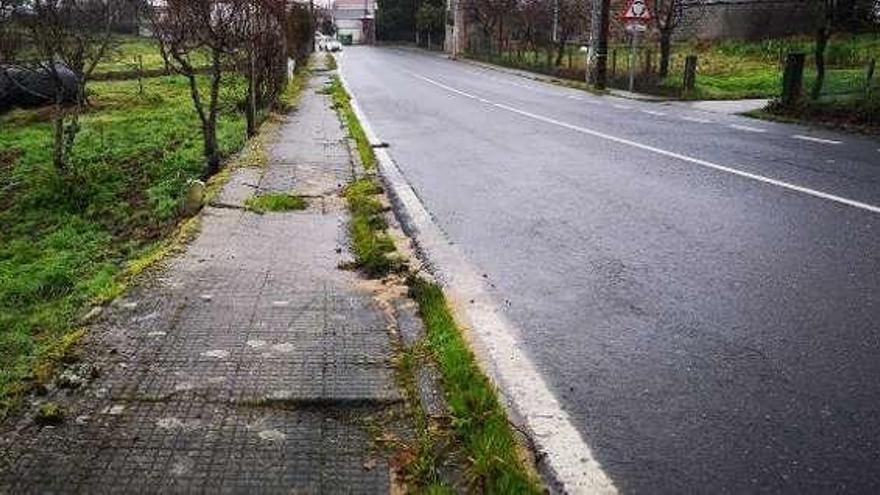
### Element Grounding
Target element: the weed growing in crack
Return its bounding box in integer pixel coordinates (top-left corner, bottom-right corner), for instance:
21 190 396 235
246 193 308 213
343 178 401 277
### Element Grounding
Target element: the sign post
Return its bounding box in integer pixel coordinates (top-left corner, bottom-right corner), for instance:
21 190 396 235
621 0 652 93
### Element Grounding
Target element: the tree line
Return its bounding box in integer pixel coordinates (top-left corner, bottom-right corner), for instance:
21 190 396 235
378 0 446 47
0 0 314 181
376 0 878 99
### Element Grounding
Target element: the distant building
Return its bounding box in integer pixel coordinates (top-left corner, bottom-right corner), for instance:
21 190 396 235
333 0 376 44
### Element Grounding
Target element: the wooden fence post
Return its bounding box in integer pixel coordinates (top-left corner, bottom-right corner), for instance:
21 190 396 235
610 49 617 78
682 55 697 94
781 52 806 106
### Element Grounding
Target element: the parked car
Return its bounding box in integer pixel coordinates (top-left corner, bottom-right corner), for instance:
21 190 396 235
326 39 342 52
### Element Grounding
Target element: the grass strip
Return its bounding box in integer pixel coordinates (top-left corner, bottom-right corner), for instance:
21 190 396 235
408 277 541 494
245 192 308 213
326 75 376 170
325 53 338 70
328 71 541 493
343 178 398 277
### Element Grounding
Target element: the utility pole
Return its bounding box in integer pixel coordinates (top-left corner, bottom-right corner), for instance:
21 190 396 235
588 0 610 89
552 0 559 43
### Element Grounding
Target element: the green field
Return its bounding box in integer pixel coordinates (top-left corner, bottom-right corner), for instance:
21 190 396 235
471 33 880 100
94 36 211 77
0 74 247 415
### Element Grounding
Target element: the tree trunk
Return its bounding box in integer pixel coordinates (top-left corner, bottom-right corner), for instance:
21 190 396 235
63 78 85 165
555 40 565 67
588 0 611 89
659 29 672 78
246 47 257 137
203 121 220 177
53 86 65 172
811 25 829 100
206 56 223 177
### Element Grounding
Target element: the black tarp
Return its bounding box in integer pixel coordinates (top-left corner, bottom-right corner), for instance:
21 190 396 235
0 64 78 111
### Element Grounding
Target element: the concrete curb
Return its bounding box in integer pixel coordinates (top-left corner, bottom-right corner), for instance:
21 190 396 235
336 57 618 495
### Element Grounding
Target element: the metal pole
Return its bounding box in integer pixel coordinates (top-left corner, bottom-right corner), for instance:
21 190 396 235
629 29 638 92
553 0 559 43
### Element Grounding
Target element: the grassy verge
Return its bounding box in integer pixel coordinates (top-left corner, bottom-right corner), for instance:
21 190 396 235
469 33 879 100
326 76 376 170
95 36 210 76
327 73 541 493
343 178 399 277
325 52 338 70
246 192 308 213
0 75 245 415
748 93 880 134
407 277 541 493
0 64 312 417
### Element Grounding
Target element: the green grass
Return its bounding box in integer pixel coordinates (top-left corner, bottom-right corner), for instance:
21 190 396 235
326 76 376 170
282 64 312 110
327 74 396 276
0 74 249 416
328 72 540 492
753 92 880 132
245 192 308 213
407 277 541 494
325 52 338 70
95 36 210 77
472 33 880 100
343 178 398 277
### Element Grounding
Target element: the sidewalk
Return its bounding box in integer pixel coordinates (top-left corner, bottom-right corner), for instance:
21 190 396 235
0 61 413 493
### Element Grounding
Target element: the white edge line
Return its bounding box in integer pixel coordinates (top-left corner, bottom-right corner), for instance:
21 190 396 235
729 124 767 133
793 135 842 145
681 116 713 124
337 64 619 495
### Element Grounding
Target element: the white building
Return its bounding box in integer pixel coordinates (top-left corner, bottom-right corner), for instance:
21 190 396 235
333 0 376 45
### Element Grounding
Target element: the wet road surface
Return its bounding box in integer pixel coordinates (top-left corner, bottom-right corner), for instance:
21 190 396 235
339 46 880 493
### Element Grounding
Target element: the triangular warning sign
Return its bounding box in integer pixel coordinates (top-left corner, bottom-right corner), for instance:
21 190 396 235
622 0 653 21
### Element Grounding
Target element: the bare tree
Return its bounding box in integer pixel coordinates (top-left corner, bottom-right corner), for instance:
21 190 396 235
553 0 589 67
463 0 516 53
808 0 877 99
241 0 288 137
416 0 445 48
150 0 249 177
653 0 702 78
0 0 24 63
8 0 117 174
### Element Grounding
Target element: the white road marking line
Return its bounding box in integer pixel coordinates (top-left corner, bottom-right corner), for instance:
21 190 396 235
492 103 880 214
612 104 632 110
567 95 583 100
729 124 767 133
409 73 482 100
793 135 842 145
343 70 618 494
681 116 713 124
415 73 880 214
641 109 666 116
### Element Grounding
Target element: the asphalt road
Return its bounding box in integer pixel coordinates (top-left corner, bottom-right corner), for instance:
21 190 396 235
339 46 880 494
